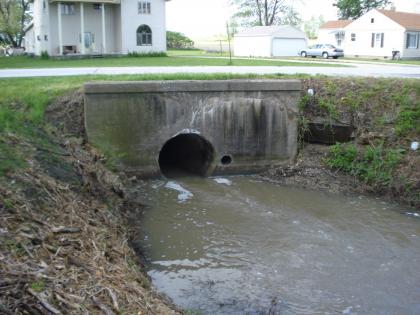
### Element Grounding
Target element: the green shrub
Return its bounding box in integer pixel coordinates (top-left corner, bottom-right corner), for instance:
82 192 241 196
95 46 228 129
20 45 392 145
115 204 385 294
327 142 403 187
327 143 357 172
0 135 27 175
127 51 167 57
318 98 338 119
395 105 420 136
40 50 49 60
166 31 194 49
30 280 46 292
356 144 403 185
298 94 310 110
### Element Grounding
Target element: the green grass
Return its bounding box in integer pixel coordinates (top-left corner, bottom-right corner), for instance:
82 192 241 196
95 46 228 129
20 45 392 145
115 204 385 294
0 54 350 69
290 56 420 65
340 57 420 65
29 280 46 292
167 49 229 57
0 72 309 132
327 142 404 187
389 59 420 65
0 73 307 175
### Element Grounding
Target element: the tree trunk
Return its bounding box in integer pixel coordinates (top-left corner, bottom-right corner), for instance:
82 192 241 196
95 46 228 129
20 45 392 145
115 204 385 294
269 0 278 25
264 0 269 25
7 33 17 47
255 0 263 26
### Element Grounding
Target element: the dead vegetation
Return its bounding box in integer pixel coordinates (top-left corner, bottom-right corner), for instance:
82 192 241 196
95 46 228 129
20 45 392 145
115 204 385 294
0 96 181 314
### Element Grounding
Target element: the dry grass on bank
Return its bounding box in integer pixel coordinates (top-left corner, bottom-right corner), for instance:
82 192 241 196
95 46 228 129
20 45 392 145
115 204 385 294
0 96 181 314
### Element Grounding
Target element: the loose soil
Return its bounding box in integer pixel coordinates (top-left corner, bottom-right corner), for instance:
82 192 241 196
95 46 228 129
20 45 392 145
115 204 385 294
263 143 360 195
0 91 181 314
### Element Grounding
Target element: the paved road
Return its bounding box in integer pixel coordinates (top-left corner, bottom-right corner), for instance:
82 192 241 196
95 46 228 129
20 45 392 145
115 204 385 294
0 62 419 78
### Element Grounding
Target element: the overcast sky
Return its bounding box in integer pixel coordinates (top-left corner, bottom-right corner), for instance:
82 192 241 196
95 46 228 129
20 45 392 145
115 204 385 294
166 0 420 39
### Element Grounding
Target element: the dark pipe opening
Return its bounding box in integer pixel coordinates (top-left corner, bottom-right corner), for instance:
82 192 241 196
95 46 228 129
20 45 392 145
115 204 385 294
221 155 232 165
158 133 215 178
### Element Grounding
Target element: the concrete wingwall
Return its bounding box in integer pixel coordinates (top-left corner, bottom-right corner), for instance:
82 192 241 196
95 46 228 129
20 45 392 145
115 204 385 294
84 80 301 178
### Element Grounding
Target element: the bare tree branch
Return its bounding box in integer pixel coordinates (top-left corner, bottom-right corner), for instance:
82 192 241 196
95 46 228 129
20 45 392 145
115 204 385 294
232 0 292 27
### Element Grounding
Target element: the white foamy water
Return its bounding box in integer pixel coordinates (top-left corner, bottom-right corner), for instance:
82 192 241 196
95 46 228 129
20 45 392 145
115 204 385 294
213 177 232 186
164 181 193 202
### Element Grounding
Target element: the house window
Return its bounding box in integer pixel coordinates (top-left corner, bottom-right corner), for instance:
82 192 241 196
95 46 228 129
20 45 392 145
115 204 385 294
136 25 152 45
371 18 374 23
42 0 46 10
138 1 151 14
335 31 345 47
93 3 102 10
406 32 419 49
44 35 48 41
351 33 356 41
61 3 75 15
370 33 385 48
80 32 94 48
371 33 384 48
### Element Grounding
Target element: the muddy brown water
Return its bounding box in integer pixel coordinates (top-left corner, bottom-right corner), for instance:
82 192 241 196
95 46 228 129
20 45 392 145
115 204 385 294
133 176 420 315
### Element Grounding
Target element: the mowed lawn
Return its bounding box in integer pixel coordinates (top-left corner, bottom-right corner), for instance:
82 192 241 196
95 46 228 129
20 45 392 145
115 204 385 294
0 53 350 69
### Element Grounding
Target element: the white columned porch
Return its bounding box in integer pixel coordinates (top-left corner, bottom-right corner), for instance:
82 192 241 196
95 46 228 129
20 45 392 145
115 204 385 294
57 2 63 55
101 3 106 53
80 2 85 54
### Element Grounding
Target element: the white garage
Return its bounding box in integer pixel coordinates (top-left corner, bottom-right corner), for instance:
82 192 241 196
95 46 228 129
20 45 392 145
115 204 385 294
234 25 307 57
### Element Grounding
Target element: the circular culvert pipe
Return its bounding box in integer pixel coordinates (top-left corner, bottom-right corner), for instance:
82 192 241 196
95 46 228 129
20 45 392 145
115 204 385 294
158 133 215 178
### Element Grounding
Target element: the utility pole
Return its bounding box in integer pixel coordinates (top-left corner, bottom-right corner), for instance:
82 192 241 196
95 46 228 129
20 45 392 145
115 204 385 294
226 22 232 65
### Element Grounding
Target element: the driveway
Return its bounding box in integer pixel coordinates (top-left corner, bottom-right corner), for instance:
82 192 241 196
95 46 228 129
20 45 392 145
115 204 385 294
0 62 419 78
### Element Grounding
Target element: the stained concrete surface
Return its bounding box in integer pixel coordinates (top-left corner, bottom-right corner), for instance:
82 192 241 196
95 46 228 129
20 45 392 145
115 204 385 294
84 80 301 178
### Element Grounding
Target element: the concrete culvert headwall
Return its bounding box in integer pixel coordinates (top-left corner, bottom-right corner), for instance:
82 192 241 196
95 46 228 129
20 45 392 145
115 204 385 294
84 80 301 178
159 133 215 178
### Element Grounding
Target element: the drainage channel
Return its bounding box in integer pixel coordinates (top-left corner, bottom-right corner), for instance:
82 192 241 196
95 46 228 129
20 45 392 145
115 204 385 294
158 133 216 178
132 176 420 315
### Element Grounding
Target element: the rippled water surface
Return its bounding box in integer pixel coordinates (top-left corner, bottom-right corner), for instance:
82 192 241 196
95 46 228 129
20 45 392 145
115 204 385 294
133 176 420 315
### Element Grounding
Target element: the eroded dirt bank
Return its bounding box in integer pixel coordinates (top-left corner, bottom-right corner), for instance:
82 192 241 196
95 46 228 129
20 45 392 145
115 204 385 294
0 91 181 314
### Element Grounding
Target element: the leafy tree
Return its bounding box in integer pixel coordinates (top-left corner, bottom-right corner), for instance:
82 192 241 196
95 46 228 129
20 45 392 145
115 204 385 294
281 6 302 27
334 0 393 19
231 0 295 26
304 15 325 39
0 0 31 47
166 31 194 49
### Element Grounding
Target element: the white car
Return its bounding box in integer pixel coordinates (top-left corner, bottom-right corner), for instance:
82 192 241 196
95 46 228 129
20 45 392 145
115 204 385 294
300 44 344 59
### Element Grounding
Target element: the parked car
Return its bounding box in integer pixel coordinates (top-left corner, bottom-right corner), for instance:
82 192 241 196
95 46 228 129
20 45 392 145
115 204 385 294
300 44 344 59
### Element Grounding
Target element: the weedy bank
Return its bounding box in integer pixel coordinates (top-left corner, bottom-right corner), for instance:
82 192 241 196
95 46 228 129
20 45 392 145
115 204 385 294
298 77 419 207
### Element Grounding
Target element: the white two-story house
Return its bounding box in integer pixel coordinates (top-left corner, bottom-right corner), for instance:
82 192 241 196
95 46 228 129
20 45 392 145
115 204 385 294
24 0 168 56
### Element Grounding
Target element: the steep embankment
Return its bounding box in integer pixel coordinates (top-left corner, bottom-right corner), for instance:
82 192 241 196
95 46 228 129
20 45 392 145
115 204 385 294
0 90 181 314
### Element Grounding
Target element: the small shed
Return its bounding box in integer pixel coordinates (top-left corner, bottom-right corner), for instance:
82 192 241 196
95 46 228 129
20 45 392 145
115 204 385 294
233 25 307 57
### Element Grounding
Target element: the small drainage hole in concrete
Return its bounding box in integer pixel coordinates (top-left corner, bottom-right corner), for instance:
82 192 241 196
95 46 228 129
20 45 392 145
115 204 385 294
221 155 232 165
158 133 215 178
